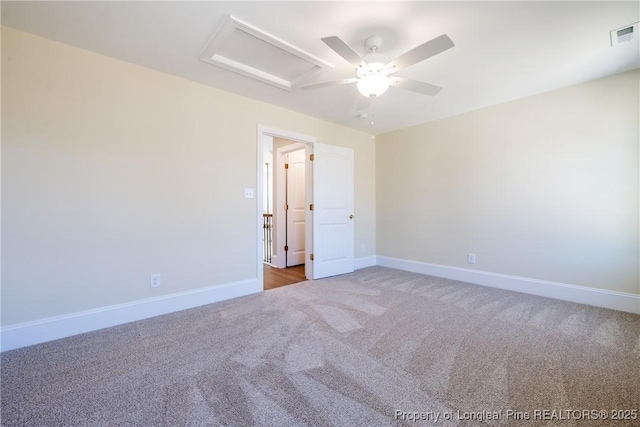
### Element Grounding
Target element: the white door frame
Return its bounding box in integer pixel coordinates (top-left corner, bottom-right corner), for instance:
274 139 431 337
256 125 315 288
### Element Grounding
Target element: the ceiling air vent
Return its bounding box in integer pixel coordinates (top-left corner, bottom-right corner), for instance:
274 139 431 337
610 22 639 46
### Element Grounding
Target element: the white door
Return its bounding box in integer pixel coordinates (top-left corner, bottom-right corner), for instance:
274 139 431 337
286 149 306 266
311 143 355 279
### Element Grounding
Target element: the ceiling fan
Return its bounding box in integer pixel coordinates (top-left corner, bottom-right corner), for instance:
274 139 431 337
300 34 455 109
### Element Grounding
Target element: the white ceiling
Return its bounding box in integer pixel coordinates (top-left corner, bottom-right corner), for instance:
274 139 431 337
2 1 639 135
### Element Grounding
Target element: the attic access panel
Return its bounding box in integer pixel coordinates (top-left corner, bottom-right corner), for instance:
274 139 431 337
200 16 333 91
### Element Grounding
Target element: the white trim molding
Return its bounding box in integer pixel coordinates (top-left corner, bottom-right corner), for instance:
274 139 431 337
377 256 640 314
200 16 332 91
1 279 260 352
355 256 377 270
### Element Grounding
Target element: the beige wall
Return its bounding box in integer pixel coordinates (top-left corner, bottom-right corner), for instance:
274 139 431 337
1 27 376 326
377 69 640 295
5 24 635 331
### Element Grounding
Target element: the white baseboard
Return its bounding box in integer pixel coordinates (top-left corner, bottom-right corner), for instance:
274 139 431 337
270 254 285 269
355 256 377 270
1 278 260 352
377 256 640 314
4 257 637 352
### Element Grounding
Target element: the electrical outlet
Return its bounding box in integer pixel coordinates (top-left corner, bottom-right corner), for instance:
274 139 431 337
150 274 161 288
468 253 476 264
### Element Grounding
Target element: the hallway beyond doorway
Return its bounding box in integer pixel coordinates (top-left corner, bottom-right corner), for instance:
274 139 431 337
263 264 306 290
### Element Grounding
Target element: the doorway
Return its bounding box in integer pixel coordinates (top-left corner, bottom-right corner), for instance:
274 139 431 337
263 140 307 290
257 126 314 291
256 125 356 291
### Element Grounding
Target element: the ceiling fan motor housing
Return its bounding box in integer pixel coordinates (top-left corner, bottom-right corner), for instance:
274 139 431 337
358 53 392 77
365 36 383 52
357 36 392 77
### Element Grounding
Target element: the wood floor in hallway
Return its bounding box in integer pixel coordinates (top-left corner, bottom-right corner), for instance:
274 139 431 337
263 264 306 290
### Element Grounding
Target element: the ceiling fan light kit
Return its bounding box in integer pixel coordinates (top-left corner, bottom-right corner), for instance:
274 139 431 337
355 37 392 98
357 74 390 97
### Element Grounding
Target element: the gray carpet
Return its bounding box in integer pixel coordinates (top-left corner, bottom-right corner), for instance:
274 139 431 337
1 266 639 426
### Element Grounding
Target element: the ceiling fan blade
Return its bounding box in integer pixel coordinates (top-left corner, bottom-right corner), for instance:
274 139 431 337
300 78 357 90
356 96 372 112
386 34 454 72
391 77 443 96
321 36 364 68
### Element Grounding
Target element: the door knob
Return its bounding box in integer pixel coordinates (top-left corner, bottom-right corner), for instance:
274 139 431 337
349 214 354 219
